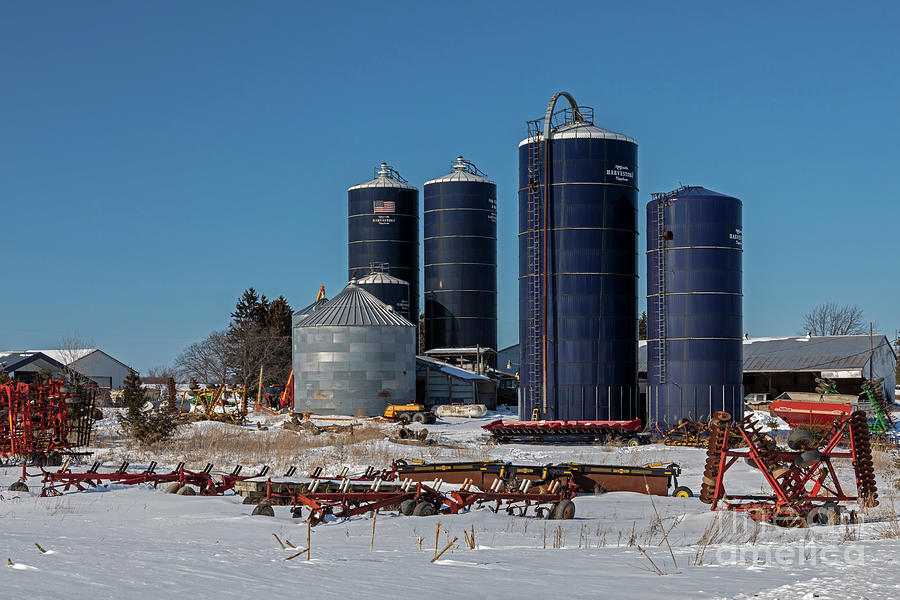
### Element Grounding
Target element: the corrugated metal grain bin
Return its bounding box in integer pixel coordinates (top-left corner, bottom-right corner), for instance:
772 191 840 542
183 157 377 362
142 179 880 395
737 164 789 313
292 282 416 416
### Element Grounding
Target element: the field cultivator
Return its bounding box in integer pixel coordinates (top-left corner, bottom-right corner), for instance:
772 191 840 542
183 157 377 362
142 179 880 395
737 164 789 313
700 410 878 526
253 475 577 525
0 380 96 465
13 460 270 496
860 378 895 436
482 418 648 445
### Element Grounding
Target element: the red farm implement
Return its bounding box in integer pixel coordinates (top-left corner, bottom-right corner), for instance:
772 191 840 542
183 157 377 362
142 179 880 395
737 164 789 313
700 410 877 526
1 380 96 465
12 460 270 496
482 418 648 445
253 475 577 525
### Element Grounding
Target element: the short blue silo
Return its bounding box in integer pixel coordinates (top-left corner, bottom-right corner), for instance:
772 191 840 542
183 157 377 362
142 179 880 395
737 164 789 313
518 92 639 421
646 186 743 425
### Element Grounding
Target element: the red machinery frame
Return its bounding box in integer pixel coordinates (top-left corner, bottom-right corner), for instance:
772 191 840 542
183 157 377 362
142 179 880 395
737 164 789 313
701 410 877 526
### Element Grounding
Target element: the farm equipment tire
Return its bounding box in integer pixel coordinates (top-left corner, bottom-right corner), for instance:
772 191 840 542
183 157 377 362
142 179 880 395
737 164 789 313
672 486 693 498
8 481 28 492
627 437 641 447
176 485 196 496
165 482 182 494
399 499 417 515
807 504 840 526
291 506 304 519
795 450 821 469
252 503 275 517
412 412 428 424
787 429 814 451
398 415 411 426
552 499 576 520
412 501 436 517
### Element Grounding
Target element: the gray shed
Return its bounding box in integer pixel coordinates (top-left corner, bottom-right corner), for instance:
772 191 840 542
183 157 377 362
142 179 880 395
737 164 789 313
416 355 497 409
292 282 416 416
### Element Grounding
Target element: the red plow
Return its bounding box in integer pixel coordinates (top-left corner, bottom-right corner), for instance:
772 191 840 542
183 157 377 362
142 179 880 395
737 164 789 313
701 410 877 526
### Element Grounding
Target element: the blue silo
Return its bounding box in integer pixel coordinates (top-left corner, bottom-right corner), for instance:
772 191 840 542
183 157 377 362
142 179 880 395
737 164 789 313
424 156 497 355
518 92 639 421
348 163 419 328
646 186 743 425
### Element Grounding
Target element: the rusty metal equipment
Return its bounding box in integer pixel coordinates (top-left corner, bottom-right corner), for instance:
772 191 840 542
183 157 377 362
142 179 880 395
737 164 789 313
256 476 577 525
482 418 648 445
0 380 96 464
178 385 247 423
700 410 877 526
662 419 710 447
391 459 688 497
25 461 269 496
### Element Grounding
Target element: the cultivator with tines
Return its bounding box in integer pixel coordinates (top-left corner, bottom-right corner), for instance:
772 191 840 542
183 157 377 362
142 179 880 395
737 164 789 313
663 419 710 447
256 476 578 525
19 461 270 496
701 410 877 526
1 380 96 464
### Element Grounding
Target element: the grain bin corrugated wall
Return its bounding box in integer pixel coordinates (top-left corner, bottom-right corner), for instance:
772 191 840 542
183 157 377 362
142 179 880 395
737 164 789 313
292 283 416 416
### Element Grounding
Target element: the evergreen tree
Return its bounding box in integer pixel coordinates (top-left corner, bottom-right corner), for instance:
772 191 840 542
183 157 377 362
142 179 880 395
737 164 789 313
265 296 293 338
118 370 183 446
638 311 648 341
231 288 269 327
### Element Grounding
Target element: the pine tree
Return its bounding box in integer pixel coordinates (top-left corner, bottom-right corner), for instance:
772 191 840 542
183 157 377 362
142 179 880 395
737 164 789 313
265 296 293 337
231 288 269 327
118 370 183 446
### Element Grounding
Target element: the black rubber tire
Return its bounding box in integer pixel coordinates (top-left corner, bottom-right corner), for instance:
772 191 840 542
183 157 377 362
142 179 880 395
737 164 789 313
291 506 304 519
627 437 641 447
8 481 28 492
399 499 417 515
795 449 821 469
398 415 410 426
806 504 840 526
672 486 693 498
787 429 814 451
165 482 182 494
412 501 436 517
176 485 196 496
552 499 576 520
412 412 427 424
252 503 275 517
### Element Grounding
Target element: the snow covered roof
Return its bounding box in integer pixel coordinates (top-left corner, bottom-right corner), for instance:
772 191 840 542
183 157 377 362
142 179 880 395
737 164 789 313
348 163 416 191
355 272 409 286
296 283 414 328
424 156 494 186
518 123 637 147
416 355 491 381
0 351 66 372
28 348 97 364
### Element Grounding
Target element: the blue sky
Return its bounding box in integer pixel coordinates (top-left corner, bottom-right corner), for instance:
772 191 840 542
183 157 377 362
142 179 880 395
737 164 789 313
1 2 897 372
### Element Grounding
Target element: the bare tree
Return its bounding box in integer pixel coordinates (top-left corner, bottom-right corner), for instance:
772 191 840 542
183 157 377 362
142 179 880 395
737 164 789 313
225 320 289 396
56 332 96 384
801 302 867 336
174 330 231 385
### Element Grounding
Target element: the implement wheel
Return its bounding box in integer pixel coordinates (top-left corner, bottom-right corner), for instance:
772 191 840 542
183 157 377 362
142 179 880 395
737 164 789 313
399 499 416 516
176 485 196 496
552 499 576 520
252 503 275 517
8 481 28 493
165 482 182 494
627 437 641 447
412 501 436 517
398 414 410 426
412 412 428 424
672 486 693 498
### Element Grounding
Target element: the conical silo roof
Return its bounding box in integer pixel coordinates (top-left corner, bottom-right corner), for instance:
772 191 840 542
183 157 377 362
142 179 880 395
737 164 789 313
297 283 414 327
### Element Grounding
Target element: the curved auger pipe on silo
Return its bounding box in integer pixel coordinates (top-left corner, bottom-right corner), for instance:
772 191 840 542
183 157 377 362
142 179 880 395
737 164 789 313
423 156 498 358
518 92 639 421
348 163 420 328
647 186 743 425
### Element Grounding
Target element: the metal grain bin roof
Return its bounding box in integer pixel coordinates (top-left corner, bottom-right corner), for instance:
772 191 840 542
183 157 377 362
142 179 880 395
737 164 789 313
296 283 414 328
355 272 408 285
424 156 494 185
348 162 416 191
518 123 637 147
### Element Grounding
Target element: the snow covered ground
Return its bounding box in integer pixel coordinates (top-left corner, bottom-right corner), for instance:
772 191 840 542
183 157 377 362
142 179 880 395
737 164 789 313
3 410 900 599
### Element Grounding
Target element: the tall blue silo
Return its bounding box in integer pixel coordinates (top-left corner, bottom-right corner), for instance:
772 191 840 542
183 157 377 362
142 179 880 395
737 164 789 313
424 156 497 356
518 92 639 421
646 186 743 425
348 163 419 327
